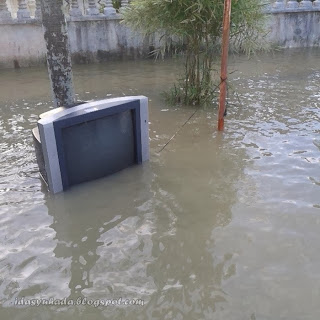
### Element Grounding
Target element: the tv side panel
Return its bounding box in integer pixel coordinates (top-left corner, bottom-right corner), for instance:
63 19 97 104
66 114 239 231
37 121 64 194
139 96 150 163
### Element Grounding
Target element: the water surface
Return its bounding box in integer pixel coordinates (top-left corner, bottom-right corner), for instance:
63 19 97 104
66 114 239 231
0 49 319 319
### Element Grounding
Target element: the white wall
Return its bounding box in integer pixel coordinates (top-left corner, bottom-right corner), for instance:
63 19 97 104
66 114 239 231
0 9 319 69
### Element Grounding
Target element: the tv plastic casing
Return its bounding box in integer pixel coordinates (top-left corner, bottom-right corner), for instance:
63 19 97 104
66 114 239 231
33 96 149 194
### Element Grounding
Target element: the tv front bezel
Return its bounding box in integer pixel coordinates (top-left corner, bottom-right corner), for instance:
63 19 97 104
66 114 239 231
53 100 142 190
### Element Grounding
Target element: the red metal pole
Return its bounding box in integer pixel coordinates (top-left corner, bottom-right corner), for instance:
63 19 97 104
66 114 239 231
218 0 232 131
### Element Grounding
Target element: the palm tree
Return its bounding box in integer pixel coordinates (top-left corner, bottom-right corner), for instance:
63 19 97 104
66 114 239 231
40 0 75 108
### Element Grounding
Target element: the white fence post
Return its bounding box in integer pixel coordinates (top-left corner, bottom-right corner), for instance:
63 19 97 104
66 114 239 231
0 0 12 20
287 0 299 9
70 0 82 16
273 0 285 10
17 0 31 19
314 0 320 8
87 0 99 15
121 0 129 7
300 0 313 9
34 0 41 19
104 0 116 16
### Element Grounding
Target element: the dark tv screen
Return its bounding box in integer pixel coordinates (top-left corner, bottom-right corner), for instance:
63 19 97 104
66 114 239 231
61 109 135 186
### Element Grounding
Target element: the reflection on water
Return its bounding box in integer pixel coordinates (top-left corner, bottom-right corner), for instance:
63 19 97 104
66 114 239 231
0 49 320 319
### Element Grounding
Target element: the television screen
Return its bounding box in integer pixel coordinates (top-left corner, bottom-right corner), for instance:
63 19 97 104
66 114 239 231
62 109 135 186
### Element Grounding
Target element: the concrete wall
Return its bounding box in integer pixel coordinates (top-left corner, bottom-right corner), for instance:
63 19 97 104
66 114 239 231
0 21 46 69
0 7 320 69
0 16 156 69
266 10 320 48
68 17 155 65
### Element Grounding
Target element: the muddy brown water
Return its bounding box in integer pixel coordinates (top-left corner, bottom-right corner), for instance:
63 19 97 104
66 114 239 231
0 49 319 319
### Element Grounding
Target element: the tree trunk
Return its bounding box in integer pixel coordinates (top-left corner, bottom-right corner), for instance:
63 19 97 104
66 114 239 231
40 0 75 108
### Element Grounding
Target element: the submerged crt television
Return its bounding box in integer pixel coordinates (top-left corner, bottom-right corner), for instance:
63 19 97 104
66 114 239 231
32 96 149 194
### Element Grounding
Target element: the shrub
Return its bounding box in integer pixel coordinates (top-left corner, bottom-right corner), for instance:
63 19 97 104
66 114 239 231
123 0 268 106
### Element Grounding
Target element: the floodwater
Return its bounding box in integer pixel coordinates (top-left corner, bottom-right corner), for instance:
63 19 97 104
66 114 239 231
0 49 319 320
